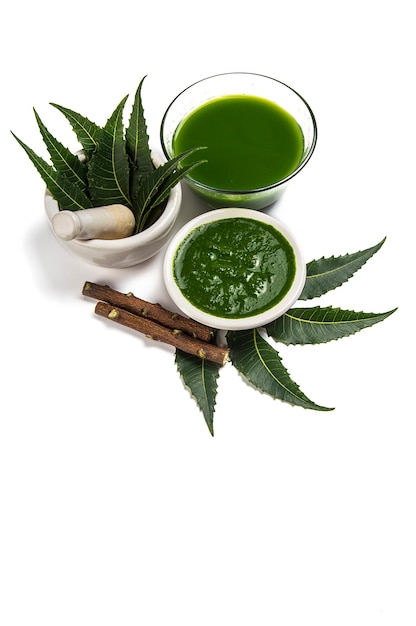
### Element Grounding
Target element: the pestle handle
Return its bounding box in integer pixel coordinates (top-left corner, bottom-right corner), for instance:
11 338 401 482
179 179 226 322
52 204 136 241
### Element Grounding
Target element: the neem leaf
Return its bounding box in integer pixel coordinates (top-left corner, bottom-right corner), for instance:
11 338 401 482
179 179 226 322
33 109 88 190
125 76 153 176
133 147 207 232
11 132 93 210
175 349 221 436
266 306 397 345
146 151 207 207
126 77 153 215
227 329 333 411
88 96 131 208
300 238 386 300
50 103 102 157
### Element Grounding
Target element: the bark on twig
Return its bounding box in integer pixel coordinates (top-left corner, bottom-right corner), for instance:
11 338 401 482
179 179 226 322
94 302 229 366
83 281 213 342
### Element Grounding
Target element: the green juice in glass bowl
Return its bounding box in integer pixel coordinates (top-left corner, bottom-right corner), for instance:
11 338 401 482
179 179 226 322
161 73 317 210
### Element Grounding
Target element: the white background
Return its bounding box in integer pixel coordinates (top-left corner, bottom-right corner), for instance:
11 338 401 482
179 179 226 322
1 1 415 624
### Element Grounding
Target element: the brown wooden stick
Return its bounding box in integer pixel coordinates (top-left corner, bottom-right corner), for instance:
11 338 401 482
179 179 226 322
94 302 229 366
83 281 213 342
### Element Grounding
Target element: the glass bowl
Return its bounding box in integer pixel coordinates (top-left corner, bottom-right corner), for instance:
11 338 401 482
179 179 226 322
163 208 306 331
160 72 317 210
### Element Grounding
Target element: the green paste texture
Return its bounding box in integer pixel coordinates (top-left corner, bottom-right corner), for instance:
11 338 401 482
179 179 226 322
173 217 296 319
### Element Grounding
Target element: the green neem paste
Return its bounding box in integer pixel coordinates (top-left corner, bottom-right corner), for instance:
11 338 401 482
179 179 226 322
172 94 304 191
173 217 296 319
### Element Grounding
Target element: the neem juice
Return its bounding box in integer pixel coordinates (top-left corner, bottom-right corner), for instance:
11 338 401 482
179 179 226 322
172 94 304 192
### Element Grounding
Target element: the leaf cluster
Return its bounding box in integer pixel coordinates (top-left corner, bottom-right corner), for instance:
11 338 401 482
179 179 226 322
176 238 397 435
11 77 206 234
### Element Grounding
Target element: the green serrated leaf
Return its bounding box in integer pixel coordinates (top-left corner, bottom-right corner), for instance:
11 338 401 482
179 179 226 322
135 159 205 232
175 349 221 435
33 109 88 190
50 103 102 157
146 156 207 208
300 238 386 300
266 306 397 345
87 96 131 208
227 329 333 411
133 147 207 232
11 132 93 210
125 76 153 176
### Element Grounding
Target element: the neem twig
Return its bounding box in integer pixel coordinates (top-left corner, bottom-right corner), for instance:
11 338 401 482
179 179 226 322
94 301 229 366
83 281 213 342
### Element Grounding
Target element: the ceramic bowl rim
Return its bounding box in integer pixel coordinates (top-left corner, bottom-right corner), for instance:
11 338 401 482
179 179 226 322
45 182 182 252
162 208 306 331
44 149 182 252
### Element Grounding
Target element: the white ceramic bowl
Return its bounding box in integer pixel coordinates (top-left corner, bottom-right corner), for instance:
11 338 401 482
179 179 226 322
44 151 182 268
163 208 306 331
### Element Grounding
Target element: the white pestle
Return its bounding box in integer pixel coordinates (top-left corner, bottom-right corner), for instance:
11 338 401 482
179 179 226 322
52 204 136 241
